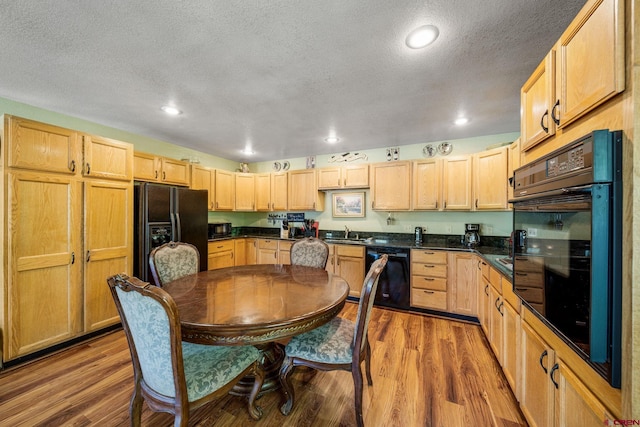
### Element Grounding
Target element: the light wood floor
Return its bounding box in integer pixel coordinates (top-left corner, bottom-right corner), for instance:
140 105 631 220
0 303 527 426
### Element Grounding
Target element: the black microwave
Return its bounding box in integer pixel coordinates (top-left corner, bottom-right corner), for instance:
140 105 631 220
208 222 232 238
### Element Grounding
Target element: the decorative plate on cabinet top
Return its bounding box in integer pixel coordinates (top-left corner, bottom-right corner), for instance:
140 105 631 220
282 161 290 170
273 161 282 171
437 142 453 155
422 144 436 157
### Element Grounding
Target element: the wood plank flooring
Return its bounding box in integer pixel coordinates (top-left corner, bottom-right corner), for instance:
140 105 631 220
0 303 527 426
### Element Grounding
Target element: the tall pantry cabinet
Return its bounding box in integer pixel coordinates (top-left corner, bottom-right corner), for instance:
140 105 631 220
0 116 133 363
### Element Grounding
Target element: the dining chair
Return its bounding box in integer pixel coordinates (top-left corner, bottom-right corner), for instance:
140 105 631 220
107 274 265 426
278 254 389 427
289 237 330 269
149 241 199 286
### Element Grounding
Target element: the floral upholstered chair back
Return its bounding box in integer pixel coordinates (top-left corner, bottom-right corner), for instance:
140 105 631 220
353 254 388 354
290 237 330 269
149 241 199 286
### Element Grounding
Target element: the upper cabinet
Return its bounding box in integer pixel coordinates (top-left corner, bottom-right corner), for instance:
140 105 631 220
214 169 235 211
256 172 288 211
473 146 509 210
442 157 473 210
235 172 255 211
191 165 216 210
317 164 369 190
4 115 81 175
82 135 133 181
521 0 624 152
133 152 190 186
288 169 324 211
370 161 411 211
413 159 442 210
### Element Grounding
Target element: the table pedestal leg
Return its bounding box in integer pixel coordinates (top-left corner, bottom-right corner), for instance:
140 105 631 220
230 342 285 396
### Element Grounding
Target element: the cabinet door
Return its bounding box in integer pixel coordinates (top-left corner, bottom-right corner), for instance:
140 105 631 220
478 272 491 336
278 241 292 264
6 172 82 360
335 245 365 297
133 152 160 182
442 157 472 210
214 169 235 210
84 180 132 332
191 166 215 210
343 165 369 188
245 239 258 265
447 252 477 316
208 251 234 269
325 244 336 273
520 321 555 427
271 172 288 211
317 167 342 189
82 135 133 181
288 170 323 211
554 360 613 427
6 115 80 175
521 51 555 151
255 173 272 211
370 161 411 210
502 300 520 394
489 285 504 361
235 173 255 211
257 239 278 264
160 158 190 186
474 147 508 210
234 239 247 266
507 138 520 205
413 159 441 210
557 0 624 128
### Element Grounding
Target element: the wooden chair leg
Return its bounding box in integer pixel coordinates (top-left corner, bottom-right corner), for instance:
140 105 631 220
364 340 373 386
247 361 265 420
352 364 365 427
278 356 296 415
129 382 143 427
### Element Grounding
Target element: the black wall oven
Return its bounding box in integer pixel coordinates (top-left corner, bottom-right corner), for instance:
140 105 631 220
511 130 622 388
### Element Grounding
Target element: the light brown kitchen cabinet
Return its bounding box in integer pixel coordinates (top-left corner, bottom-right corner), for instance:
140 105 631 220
411 250 447 311
442 156 472 210
245 239 257 265
370 161 411 211
317 164 369 189
235 172 255 211
447 252 477 316
83 179 132 332
477 258 491 336
332 245 365 298
278 240 292 264
508 138 521 205
520 321 555 427
214 169 235 211
4 115 81 175
208 240 234 270
412 159 441 210
501 279 521 394
191 165 215 210
82 135 133 181
521 50 556 151
473 146 508 210
234 238 247 266
255 172 288 211
488 279 504 361
256 239 279 264
288 169 324 211
4 171 83 360
556 0 624 129
133 152 190 186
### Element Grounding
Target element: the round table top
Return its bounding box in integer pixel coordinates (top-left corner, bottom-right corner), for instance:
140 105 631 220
161 264 350 345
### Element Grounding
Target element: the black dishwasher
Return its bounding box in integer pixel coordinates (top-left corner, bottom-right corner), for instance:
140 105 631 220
366 247 410 309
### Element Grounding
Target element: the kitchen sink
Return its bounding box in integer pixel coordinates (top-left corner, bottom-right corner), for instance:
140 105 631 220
325 237 372 244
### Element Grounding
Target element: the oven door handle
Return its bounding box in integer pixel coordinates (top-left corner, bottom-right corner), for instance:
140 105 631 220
510 184 593 203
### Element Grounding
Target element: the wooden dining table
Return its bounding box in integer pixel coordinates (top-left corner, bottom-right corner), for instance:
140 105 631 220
161 263 350 395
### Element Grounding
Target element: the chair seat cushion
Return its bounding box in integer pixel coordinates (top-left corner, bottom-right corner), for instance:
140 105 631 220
182 343 260 401
285 316 354 364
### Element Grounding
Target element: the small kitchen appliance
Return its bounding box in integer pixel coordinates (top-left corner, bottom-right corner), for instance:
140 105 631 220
462 224 480 247
414 226 423 245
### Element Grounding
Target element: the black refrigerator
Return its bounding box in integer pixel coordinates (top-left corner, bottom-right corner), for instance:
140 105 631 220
134 182 208 283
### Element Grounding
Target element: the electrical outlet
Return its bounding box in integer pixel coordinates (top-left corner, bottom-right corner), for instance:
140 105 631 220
528 228 538 237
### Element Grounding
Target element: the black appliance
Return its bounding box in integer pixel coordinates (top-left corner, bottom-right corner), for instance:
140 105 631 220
208 222 232 239
462 223 480 247
134 182 208 283
510 129 622 388
366 247 410 309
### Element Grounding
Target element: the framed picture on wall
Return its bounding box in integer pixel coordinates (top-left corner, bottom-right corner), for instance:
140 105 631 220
332 192 365 217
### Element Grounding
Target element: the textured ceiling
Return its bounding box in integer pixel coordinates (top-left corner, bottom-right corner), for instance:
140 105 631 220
0 0 586 162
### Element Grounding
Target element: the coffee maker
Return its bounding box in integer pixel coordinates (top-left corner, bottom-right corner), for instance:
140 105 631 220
462 223 480 247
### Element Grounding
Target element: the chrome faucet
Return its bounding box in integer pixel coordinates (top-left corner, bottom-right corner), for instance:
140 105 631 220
344 226 350 239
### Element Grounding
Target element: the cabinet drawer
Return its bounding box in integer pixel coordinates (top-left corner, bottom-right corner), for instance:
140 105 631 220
258 239 279 250
412 263 447 278
514 256 544 272
208 240 234 253
514 286 544 304
513 271 544 287
336 244 365 257
489 267 502 292
278 240 293 251
411 275 447 291
412 288 447 310
412 250 447 264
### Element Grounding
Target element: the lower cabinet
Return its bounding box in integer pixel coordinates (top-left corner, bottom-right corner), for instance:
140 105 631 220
207 240 234 270
278 240 292 264
410 250 448 310
326 244 365 298
233 238 246 266
256 238 279 264
447 252 477 316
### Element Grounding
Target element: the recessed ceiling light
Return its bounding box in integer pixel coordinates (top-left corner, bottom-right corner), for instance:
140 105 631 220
241 147 254 155
325 136 340 144
454 117 469 126
405 25 439 49
161 105 182 116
